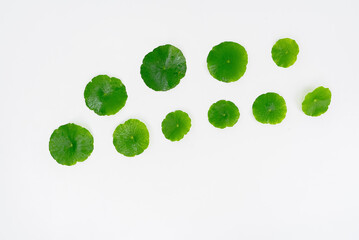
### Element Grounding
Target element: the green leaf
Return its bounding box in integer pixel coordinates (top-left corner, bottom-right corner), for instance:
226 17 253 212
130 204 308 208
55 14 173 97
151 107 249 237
161 110 191 141
207 41 248 83
271 38 299 68
113 119 150 157
302 86 331 116
84 75 128 116
252 92 287 124
208 100 240 129
49 123 94 166
140 44 187 91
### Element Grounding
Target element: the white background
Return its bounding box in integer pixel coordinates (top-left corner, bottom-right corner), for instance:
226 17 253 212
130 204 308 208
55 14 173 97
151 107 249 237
1 0 359 239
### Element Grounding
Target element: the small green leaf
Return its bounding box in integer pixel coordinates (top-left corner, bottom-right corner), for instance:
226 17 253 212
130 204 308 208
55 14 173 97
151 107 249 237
252 92 287 124
271 38 299 68
113 119 150 157
208 100 240 129
49 123 94 166
302 86 331 116
84 75 128 116
140 44 187 91
207 41 248 83
161 110 191 141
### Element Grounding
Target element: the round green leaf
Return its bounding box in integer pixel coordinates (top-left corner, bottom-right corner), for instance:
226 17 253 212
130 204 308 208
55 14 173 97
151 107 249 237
302 86 331 116
208 100 240 129
271 38 299 68
161 110 191 141
113 119 150 157
84 75 128 116
207 41 248 83
140 44 187 91
252 92 287 124
49 123 94 166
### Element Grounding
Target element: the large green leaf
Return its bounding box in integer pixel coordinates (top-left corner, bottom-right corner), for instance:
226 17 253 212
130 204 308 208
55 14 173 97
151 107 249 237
140 44 187 91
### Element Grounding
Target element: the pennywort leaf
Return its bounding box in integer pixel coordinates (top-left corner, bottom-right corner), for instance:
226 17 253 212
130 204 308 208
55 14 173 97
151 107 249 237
113 119 150 157
161 110 191 141
271 38 299 68
49 123 94 166
140 44 187 91
207 41 248 83
302 86 331 116
252 92 287 124
84 75 128 116
208 100 240 129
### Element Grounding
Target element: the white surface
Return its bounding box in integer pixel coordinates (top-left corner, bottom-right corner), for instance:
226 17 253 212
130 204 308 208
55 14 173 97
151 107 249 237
1 0 359 239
